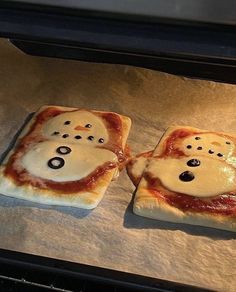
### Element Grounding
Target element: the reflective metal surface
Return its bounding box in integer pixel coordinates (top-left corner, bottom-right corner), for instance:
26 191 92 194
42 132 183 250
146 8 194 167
3 0 236 25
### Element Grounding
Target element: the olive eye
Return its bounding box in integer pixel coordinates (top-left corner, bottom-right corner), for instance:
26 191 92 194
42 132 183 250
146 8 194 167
85 124 92 128
64 121 71 125
195 137 201 140
226 141 231 145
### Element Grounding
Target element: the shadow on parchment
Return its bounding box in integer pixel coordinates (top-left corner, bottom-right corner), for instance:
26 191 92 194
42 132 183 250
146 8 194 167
0 194 93 219
0 113 35 164
123 193 236 240
0 203 30 250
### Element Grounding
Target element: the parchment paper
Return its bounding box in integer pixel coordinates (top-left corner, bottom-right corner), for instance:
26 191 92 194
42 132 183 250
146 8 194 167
0 38 235 291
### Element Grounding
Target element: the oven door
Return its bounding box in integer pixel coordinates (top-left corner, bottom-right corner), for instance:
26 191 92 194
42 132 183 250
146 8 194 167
0 1 235 291
1 0 236 83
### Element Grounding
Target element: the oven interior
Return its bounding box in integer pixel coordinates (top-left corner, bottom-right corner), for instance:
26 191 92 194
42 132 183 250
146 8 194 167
0 2 236 292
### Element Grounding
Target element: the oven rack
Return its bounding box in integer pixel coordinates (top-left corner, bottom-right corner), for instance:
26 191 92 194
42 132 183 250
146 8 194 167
0 249 210 292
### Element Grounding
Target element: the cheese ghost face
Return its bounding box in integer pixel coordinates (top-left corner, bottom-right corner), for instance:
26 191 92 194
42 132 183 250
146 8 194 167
149 131 236 197
42 110 109 146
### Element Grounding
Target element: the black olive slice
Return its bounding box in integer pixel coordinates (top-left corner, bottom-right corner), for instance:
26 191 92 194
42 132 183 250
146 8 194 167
217 153 223 157
186 145 192 149
197 146 203 150
226 141 231 145
187 159 200 167
75 135 82 139
52 131 60 136
56 146 71 155
87 136 94 141
85 124 92 128
179 171 195 182
62 134 69 138
195 137 201 140
98 138 104 143
208 150 214 154
48 157 65 169
64 121 71 125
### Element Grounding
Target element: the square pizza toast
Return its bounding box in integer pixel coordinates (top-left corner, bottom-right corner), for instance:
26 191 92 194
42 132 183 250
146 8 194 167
132 126 236 232
0 105 131 209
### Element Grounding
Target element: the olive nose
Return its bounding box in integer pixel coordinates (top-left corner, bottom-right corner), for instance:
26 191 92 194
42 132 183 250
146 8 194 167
74 125 90 131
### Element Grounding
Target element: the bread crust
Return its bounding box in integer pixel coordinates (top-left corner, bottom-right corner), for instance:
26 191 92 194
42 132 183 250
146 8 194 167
134 180 236 232
0 105 131 209
133 126 236 231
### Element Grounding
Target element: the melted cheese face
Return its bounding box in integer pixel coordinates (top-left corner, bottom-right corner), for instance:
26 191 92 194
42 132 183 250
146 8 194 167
180 133 234 160
131 156 149 179
21 141 117 182
42 111 109 146
148 156 236 197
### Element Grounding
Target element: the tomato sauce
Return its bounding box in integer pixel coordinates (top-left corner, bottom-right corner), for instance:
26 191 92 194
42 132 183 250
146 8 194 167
96 111 124 162
142 128 236 216
158 129 198 158
5 160 116 194
145 172 236 216
4 107 125 193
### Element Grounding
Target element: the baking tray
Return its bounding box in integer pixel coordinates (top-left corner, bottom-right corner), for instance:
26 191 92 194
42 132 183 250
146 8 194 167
1 2 236 83
0 248 208 292
0 112 209 292
0 39 236 291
